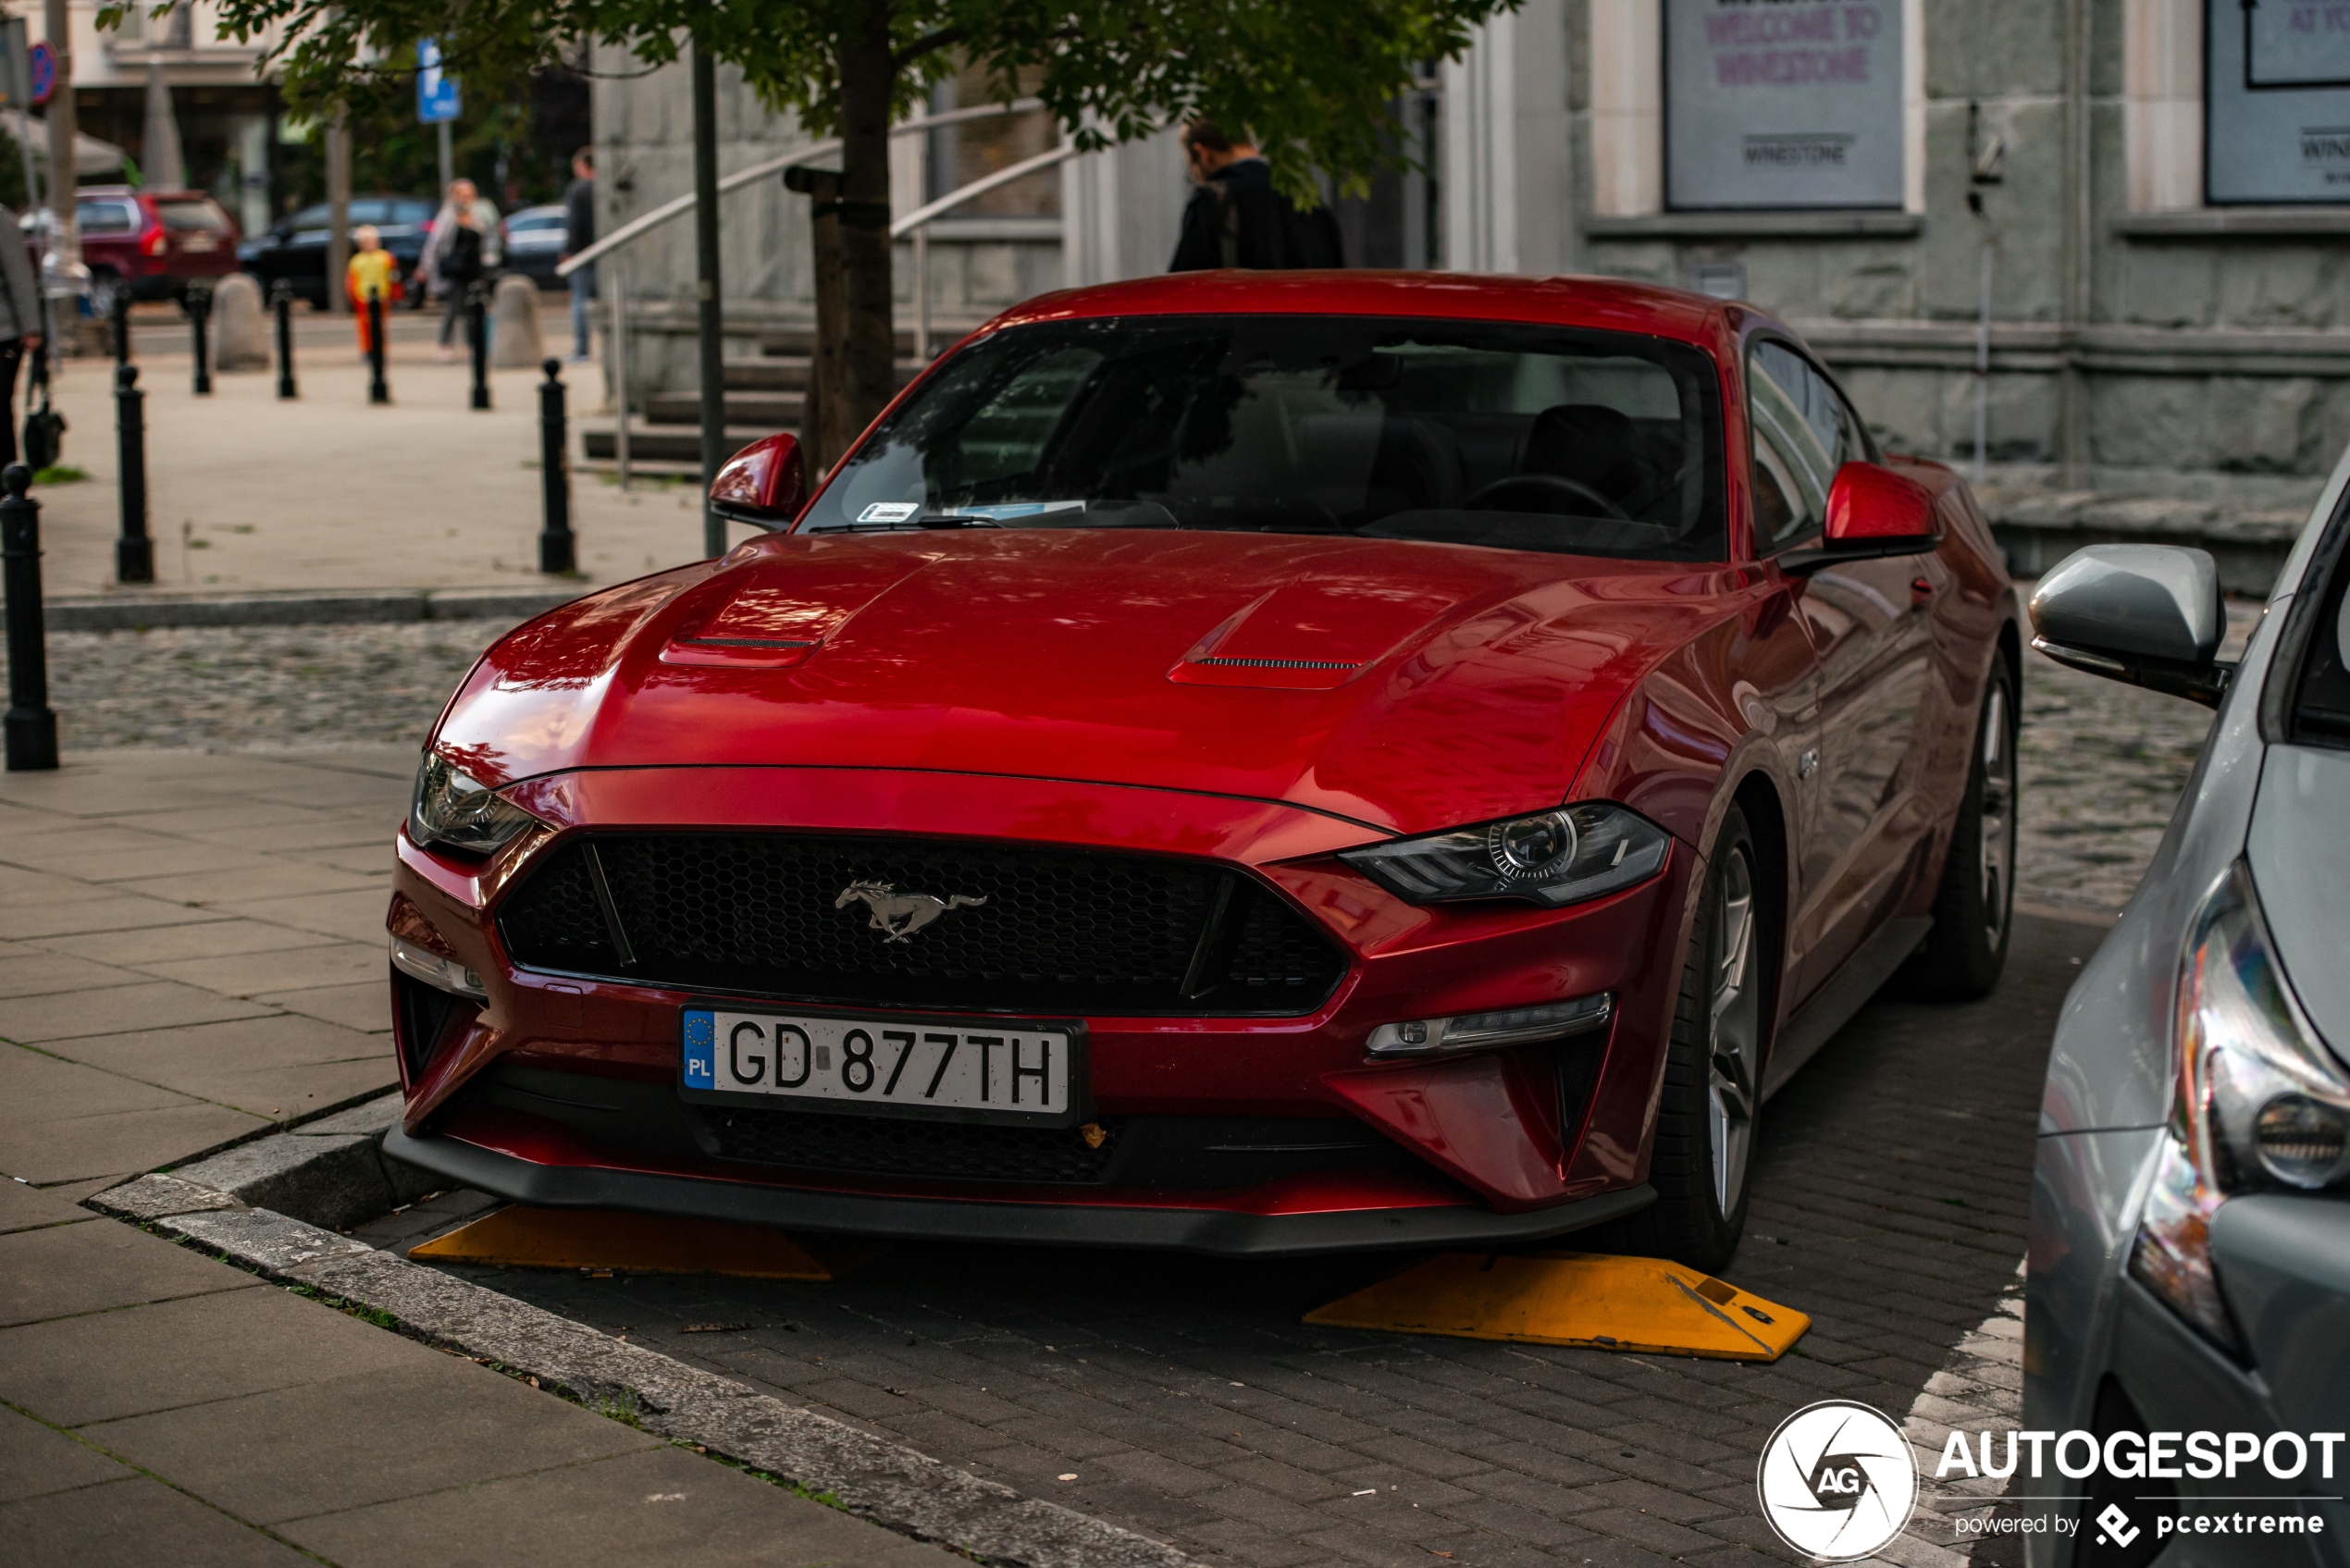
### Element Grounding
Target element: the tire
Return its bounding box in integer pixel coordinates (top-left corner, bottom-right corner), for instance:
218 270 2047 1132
1894 661 2019 1001
1600 803 1768 1275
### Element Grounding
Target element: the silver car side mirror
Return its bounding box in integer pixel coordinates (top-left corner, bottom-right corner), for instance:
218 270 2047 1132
2029 544 2231 709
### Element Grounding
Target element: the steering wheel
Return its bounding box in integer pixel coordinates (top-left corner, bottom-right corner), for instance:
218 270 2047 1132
1462 473 1630 520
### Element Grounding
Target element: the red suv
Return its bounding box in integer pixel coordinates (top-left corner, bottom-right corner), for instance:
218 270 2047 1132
25 187 242 313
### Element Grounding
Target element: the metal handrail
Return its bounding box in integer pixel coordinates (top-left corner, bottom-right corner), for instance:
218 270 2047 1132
557 96 1045 278
888 140 1080 239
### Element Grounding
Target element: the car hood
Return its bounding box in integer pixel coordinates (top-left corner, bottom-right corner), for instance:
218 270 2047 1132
436 529 1729 836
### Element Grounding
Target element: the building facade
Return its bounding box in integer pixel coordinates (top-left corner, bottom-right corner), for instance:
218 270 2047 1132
598 0 2350 569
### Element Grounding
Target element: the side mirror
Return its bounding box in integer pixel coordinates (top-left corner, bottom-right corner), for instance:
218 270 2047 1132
2029 544 2229 708
1778 462 1941 574
709 432 806 529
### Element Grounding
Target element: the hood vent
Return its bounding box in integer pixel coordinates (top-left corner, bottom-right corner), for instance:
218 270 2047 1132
1193 656 1362 671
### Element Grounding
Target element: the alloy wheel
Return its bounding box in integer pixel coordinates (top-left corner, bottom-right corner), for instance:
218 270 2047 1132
1978 683 2016 950
1707 845 1761 1216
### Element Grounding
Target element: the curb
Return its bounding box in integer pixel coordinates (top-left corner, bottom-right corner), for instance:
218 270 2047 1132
7 586 585 634
89 1139 1195 1568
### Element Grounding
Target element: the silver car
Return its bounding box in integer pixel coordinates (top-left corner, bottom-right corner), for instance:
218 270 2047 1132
2024 455 2350 1563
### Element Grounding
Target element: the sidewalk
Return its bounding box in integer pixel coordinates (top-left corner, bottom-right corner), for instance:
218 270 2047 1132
25 314 729 601
0 747 956 1566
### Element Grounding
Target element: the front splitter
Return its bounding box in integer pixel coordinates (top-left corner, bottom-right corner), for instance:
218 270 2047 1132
384 1126 1656 1259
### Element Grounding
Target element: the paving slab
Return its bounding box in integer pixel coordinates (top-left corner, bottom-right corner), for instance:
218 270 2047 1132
0 895 229 942
0 1178 97 1234
0 1474 315 1567
43 920 349 966
279 1441 961 1568
0 1045 262 1185
0 954 142 999
0 1216 254 1327
126 943 388 997
0 981 275 1043
211 890 393 945
252 982 394 1033
0 1406 132 1504
118 863 389 907
81 1361 662 1528
0 1275 411 1426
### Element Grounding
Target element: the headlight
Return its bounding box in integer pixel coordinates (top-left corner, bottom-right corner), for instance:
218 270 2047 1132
2130 861 2350 1352
1339 803 1671 907
408 752 540 856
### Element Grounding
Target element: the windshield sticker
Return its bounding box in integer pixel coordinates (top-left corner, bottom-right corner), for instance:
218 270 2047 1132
857 501 923 524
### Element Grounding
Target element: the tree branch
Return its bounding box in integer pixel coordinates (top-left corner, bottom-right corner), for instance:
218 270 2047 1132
893 25 962 68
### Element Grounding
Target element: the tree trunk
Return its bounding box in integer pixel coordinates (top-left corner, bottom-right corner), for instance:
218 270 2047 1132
815 0 898 469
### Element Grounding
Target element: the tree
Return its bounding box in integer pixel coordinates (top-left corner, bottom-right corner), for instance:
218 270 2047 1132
182 0 1518 465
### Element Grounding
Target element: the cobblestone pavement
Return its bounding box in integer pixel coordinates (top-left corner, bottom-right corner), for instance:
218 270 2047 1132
365 912 2102 1568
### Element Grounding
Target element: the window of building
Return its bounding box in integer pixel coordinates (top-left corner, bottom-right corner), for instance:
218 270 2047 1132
1664 0 1907 210
2207 0 2350 204
922 62 1060 220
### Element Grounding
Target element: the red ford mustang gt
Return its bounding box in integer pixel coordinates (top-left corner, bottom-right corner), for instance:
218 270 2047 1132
385 273 2021 1268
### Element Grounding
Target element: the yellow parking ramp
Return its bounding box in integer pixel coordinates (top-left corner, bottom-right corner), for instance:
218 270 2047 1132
408 1205 833 1280
1303 1250 1809 1362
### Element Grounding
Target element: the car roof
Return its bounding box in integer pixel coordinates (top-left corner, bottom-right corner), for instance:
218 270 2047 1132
985 270 1743 348
506 204 564 220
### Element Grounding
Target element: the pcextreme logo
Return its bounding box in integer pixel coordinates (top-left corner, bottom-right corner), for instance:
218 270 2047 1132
1755 1400 1919 1562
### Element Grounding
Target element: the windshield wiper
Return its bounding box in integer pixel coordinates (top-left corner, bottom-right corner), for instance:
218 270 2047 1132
807 512 1003 533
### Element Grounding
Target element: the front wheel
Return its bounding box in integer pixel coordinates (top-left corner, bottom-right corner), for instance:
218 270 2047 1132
1894 663 2019 1000
1603 803 1767 1275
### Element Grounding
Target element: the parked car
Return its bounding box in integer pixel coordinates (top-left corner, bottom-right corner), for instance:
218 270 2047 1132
2023 483 2350 1559
239 194 434 309
501 204 568 288
383 273 2022 1264
21 188 241 315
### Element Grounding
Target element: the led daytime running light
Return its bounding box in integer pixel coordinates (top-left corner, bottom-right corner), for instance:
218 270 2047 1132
1367 993 1614 1058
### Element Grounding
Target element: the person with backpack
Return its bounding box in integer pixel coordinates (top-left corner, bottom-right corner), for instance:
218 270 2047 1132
0 201 44 468
1168 121 1344 272
422 179 501 361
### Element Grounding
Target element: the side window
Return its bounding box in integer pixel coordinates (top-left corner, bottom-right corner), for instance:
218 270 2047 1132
77 201 136 235
1747 340 1860 553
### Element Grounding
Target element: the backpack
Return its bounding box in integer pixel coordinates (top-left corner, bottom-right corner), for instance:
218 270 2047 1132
21 343 63 473
442 224 485 284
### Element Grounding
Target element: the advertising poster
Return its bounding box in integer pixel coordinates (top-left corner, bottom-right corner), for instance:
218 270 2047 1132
2208 0 2350 203
1665 0 1905 210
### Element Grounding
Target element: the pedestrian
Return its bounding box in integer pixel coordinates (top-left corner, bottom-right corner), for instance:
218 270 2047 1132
421 178 501 362
559 146 596 364
1168 121 1344 272
0 200 43 467
345 224 402 356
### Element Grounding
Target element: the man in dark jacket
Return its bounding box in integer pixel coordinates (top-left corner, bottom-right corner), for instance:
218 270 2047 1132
559 147 596 362
1168 121 1343 272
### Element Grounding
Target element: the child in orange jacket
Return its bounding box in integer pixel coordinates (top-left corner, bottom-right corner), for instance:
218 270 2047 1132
347 226 403 354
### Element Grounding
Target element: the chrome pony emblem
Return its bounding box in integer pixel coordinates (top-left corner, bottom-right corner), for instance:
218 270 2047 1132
835 881 987 943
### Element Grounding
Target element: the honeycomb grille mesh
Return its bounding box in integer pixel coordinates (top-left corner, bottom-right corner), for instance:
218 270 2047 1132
496 833 1346 1015
700 1105 1122 1184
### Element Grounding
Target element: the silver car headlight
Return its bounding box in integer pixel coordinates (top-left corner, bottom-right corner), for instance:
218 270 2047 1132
1339 803 1671 907
2131 861 2350 1352
408 752 541 856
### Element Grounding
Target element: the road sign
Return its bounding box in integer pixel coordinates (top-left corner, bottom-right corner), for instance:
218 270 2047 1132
27 40 53 105
416 39 459 125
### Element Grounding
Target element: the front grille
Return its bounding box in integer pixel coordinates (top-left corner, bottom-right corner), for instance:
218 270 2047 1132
699 1104 1122 1184
495 833 1348 1016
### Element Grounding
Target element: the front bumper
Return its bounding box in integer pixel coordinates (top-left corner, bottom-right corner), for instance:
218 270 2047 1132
390 765 1695 1247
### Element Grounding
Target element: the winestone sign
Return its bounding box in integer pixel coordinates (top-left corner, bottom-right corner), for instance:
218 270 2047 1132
1666 0 1904 211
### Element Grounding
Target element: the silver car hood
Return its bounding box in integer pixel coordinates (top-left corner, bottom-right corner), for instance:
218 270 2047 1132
2247 744 2350 1061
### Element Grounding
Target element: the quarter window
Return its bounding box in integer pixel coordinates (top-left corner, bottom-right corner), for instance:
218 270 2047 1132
1747 340 1861 552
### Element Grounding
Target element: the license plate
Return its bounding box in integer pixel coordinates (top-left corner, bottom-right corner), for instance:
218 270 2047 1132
681 1006 1079 1121
180 234 217 252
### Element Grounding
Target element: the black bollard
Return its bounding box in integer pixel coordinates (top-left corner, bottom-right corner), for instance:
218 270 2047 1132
272 279 297 400
115 366 151 584
466 282 490 410
111 289 130 366
365 291 389 404
185 286 213 396
538 359 574 574
1 463 56 772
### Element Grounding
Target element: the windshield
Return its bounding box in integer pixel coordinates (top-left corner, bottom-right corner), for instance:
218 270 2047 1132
155 199 229 232
802 315 1726 561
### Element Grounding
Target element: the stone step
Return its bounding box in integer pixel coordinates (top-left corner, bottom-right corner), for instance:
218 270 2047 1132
580 425 782 464
647 390 802 427
723 358 924 391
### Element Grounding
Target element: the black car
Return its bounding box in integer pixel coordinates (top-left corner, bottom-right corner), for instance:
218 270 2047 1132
239 195 435 308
